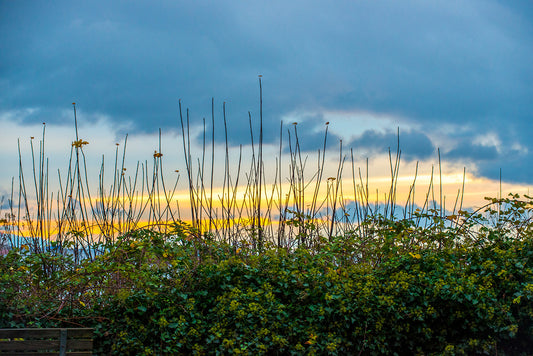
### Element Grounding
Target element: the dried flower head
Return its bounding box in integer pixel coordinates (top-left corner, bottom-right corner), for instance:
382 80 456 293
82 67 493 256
72 139 89 148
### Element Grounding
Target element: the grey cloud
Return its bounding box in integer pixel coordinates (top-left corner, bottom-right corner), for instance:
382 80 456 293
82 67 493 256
473 144 532 184
1 0 532 183
443 135 532 184
282 115 342 153
445 142 499 161
477 156 533 185
348 129 435 161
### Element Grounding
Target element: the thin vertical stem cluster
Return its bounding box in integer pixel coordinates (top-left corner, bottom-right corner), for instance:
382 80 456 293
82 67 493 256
2 86 476 266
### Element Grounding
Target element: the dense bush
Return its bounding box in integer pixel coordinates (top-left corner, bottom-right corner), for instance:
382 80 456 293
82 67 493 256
1 198 533 355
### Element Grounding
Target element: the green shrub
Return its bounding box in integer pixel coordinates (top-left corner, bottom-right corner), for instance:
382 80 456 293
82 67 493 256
1 199 533 355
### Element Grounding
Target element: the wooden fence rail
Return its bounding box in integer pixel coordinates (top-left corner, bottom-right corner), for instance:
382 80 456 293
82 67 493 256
0 328 94 356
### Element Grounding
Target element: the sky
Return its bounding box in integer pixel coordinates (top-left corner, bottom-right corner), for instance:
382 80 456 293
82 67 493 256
1 0 532 213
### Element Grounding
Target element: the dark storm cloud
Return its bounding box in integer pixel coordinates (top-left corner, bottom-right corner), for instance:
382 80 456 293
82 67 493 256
442 131 532 184
348 129 435 161
445 142 499 161
1 0 532 182
477 156 533 185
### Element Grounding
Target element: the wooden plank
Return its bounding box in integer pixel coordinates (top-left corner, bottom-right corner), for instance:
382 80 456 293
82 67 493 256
0 340 93 351
59 329 67 356
0 339 59 351
0 352 93 356
60 329 93 338
65 339 93 350
0 353 62 356
0 328 94 354
0 329 61 339
0 329 93 340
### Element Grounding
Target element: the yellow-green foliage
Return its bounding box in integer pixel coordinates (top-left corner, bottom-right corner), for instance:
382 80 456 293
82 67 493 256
1 198 533 355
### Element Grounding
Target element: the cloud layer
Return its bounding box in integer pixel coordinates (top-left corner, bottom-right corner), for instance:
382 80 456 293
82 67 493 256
1 0 532 183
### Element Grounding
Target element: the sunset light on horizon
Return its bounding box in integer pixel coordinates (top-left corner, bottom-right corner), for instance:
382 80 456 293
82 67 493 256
1 0 532 238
